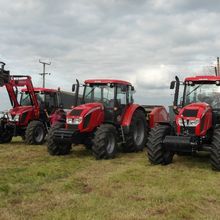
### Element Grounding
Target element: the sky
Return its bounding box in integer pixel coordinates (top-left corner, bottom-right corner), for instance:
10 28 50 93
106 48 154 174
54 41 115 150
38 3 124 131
0 0 220 110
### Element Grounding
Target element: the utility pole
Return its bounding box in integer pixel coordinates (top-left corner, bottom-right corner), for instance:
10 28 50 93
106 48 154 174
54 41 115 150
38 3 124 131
39 60 51 88
217 57 220 76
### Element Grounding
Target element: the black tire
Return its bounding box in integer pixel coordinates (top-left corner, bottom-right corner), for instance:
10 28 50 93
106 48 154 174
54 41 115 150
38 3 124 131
122 110 148 152
25 121 46 145
47 123 72 155
0 130 12 144
146 125 174 165
210 128 220 171
92 124 118 159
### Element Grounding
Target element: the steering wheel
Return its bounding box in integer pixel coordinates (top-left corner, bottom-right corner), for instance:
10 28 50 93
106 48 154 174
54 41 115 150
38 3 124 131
102 98 110 105
203 96 213 105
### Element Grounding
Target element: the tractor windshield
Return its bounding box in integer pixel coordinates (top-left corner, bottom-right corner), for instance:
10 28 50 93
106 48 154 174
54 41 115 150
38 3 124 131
184 82 220 108
20 92 44 106
83 84 115 107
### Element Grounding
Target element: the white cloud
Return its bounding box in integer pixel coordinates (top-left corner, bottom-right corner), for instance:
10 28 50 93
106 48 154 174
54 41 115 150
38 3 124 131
0 0 220 110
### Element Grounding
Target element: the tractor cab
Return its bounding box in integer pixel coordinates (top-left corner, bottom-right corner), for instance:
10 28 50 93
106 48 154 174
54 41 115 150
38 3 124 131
183 76 220 109
20 88 58 115
81 79 134 123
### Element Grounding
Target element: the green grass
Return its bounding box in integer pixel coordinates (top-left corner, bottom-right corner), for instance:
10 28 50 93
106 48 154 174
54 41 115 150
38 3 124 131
0 138 220 220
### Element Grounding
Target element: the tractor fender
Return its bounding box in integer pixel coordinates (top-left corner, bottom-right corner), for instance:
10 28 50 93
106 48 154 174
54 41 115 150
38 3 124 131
148 106 169 129
121 104 146 134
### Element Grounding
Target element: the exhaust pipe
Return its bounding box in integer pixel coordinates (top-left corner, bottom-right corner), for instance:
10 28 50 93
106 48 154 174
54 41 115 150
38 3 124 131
173 76 180 115
74 79 79 107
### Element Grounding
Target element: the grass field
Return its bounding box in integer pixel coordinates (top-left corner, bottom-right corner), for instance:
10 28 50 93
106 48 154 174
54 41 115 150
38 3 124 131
0 138 220 220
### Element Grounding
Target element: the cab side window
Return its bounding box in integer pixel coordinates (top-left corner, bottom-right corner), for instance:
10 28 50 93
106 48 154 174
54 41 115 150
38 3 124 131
45 93 57 113
117 86 127 105
128 86 134 104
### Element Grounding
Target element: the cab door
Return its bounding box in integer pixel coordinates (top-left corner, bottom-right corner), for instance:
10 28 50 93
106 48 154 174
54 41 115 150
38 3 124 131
114 85 133 123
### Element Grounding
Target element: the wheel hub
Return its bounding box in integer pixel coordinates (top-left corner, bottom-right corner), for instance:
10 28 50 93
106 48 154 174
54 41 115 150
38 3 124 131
133 119 144 145
34 127 44 143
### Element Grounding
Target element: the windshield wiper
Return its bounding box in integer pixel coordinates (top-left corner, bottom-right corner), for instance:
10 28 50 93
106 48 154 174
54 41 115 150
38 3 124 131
186 84 202 97
85 87 96 98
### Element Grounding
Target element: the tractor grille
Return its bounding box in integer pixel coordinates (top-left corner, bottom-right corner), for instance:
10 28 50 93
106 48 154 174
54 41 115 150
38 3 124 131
182 109 198 117
69 109 82 116
67 124 78 130
180 126 195 135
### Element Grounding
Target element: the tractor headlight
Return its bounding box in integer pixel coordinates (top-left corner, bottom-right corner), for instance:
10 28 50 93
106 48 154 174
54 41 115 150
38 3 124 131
188 118 200 127
66 117 83 125
177 118 184 126
177 118 200 127
13 115 20 122
8 114 13 121
8 114 20 122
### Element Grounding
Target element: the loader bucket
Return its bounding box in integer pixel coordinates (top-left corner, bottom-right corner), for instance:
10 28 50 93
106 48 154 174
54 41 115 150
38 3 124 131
0 64 10 86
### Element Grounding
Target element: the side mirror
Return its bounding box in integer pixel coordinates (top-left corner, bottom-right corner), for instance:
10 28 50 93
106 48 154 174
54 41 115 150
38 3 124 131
170 81 175 89
72 84 76 92
131 86 135 91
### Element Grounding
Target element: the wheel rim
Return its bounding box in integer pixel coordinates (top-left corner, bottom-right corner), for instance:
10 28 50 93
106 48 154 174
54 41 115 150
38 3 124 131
34 126 44 143
106 133 115 154
133 119 145 146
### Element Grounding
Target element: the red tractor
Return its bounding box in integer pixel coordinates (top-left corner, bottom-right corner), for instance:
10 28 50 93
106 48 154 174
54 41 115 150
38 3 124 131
146 75 220 170
0 62 74 144
47 79 169 159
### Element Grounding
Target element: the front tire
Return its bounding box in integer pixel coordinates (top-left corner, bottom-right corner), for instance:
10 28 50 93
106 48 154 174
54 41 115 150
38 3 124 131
47 123 72 155
0 130 12 144
92 124 118 159
123 110 148 152
25 121 46 145
210 128 220 171
146 125 174 165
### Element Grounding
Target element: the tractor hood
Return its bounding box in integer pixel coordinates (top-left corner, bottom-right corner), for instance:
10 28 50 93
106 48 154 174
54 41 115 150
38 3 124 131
176 102 212 136
68 103 104 117
9 106 34 116
66 103 104 132
178 102 210 119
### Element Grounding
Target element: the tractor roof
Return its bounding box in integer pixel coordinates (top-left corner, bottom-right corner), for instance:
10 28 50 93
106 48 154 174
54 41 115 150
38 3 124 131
185 75 220 82
21 87 57 93
84 79 131 86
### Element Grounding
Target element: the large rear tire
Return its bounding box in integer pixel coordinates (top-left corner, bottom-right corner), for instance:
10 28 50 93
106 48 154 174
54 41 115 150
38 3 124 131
122 110 147 152
146 125 174 165
47 123 72 155
210 128 220 171
92 124 118 159
25 121 46 145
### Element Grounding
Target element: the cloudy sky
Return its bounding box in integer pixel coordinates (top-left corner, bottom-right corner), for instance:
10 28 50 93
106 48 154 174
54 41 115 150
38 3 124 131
0 0 220 110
